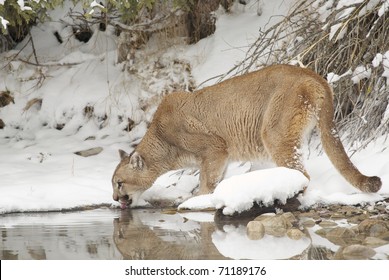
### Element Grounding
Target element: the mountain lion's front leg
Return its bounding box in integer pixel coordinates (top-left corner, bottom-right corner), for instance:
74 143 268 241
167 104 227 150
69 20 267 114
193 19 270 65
198 150 228 195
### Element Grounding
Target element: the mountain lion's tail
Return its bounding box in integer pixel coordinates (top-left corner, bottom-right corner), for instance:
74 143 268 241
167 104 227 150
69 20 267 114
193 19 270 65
317 85 381 193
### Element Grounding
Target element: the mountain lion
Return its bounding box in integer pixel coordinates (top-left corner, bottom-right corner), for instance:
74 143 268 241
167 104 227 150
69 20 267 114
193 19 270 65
112 64 382 209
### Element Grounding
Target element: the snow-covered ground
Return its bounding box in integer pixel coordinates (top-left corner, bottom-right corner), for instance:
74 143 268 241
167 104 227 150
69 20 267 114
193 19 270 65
0 0 388 215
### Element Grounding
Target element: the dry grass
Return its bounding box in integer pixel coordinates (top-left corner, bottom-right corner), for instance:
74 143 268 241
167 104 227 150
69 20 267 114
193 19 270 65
222 0 389 149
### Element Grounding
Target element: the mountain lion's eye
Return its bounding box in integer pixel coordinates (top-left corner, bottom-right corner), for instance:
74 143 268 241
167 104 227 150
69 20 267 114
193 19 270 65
117 181 123 189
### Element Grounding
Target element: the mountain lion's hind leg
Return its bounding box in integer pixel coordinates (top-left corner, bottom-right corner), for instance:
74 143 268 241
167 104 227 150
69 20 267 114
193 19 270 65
264 136 309 179
261 108 311 182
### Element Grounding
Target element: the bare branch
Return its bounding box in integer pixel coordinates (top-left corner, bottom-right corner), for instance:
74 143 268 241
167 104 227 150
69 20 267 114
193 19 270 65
222 0 389 149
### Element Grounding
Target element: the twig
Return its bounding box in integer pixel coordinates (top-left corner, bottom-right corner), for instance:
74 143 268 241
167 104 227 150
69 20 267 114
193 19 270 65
196 74 223 89
28 31 39 65
18 58 82 67
1 37 31 70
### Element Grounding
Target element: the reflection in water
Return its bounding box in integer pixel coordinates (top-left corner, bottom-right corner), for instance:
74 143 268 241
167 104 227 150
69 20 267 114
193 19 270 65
212 224 311 259
0 208 333 260
0 210 122 260
113 210 225 259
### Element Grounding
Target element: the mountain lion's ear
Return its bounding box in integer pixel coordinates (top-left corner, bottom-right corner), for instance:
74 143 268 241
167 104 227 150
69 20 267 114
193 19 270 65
129 151 144 170
118 149 129 160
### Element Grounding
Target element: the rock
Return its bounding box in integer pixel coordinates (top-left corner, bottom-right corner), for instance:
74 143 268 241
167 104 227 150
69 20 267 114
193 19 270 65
326 227 358 246
363 237 389 248
342 244 376 260
247 221 265 240
327 227 356 239
358 219 389 237
319 220 338 228
254 213 275 222
366 205 376 213
74 147 103 157
56 123 65 130
330 212 346 219
0 91 14 107
315 228 330 237
282 212 298 225
302 219 316 228
255 214 292 237
147 199 177 208
298 210 320 220
0 119 4 129
339 206 362 215
318 209 332 218
287 228 305 240
347 213 369 224
350 225 359 234
375 205 387 212
84 136 96 141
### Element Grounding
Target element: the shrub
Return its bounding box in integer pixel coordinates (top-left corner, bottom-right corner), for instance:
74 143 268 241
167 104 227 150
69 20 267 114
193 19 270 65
223 0 389 148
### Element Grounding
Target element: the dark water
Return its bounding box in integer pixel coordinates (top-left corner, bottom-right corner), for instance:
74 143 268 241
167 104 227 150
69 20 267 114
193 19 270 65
1 208 387 260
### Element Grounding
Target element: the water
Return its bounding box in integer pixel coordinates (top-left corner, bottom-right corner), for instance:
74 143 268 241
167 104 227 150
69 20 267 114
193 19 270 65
1 208 387 260
0 208 227 260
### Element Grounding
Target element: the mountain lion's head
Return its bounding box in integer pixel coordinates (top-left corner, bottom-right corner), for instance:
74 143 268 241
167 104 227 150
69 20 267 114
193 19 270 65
112 150 155 209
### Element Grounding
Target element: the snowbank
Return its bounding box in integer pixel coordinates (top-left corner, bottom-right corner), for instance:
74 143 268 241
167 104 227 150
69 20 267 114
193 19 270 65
178 167 308 215
0 0 388 214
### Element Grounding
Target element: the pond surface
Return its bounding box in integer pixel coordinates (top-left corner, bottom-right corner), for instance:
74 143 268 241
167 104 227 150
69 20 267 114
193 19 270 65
1 208 228 260
0 208 387 260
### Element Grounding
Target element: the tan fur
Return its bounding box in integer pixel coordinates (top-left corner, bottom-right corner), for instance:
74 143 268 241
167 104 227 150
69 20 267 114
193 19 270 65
112 64 381 208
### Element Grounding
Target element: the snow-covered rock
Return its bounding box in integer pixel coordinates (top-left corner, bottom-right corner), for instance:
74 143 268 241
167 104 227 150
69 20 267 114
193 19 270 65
179 167 308 215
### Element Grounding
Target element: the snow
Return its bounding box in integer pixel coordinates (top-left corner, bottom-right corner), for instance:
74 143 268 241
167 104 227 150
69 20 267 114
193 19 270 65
182 0 291 86
179 168 308 215
0 15 8 29
17 0 32 11
0 0 389 216
383 50 389 78
90 1 104 9
337 0 364 8
327 69 352 83
378 0 389 16
327 72 341 83
329 22 347 41
328 0 387 41
351 65 372 84
140 170 200 207
372 53 383 67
